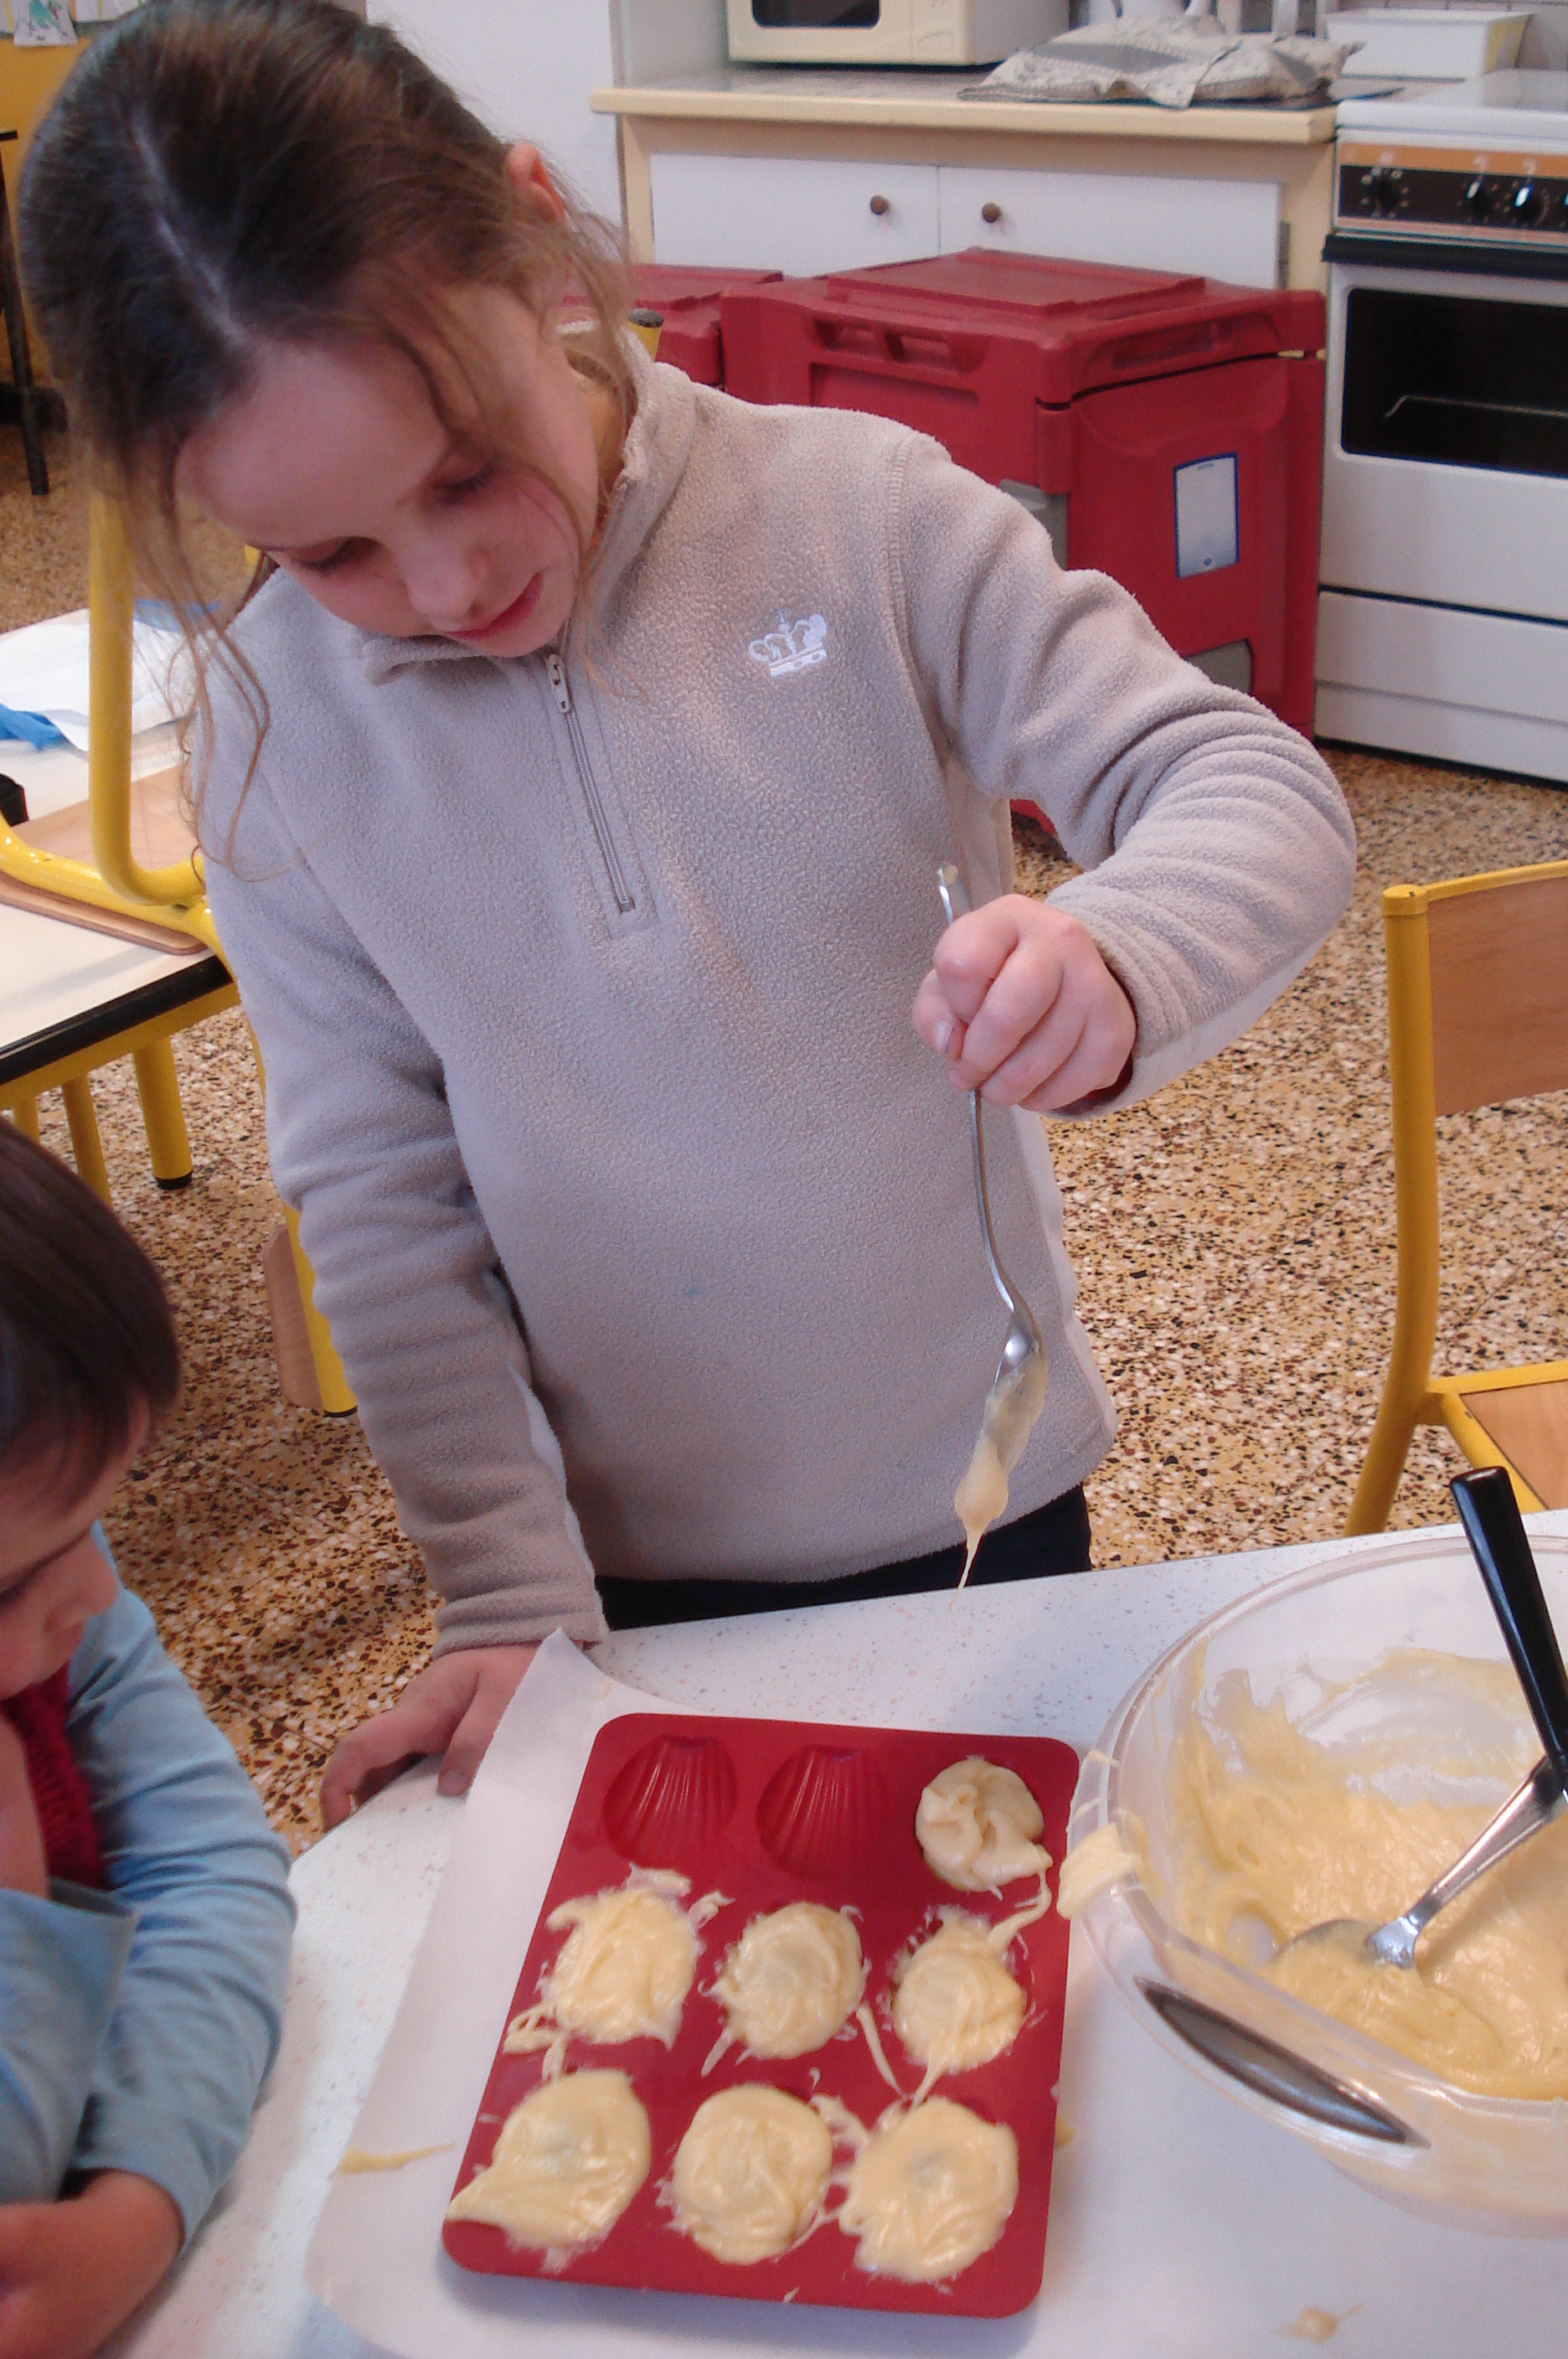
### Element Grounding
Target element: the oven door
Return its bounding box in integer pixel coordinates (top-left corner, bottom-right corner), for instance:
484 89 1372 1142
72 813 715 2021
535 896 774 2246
1321 258 1568 624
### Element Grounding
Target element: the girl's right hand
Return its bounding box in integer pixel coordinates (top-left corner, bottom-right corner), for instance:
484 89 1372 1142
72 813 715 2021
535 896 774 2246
319 1644 540 1830
912 893 1137 1112
0 1719 46 1898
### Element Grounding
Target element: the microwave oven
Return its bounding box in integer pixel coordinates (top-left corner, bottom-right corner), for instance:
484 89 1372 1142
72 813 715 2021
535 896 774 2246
725 1 1062 68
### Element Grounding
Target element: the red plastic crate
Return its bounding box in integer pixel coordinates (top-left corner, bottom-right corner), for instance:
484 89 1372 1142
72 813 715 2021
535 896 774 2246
721 249 1326 736
629 264 782 386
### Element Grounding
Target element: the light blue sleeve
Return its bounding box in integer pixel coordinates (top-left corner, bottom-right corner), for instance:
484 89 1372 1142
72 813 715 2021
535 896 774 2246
0 1882 135 2204
60 1556 297 2240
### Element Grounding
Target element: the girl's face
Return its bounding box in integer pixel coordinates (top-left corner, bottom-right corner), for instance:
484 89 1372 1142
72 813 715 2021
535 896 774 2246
0 1426 134 1697
180 286 608 657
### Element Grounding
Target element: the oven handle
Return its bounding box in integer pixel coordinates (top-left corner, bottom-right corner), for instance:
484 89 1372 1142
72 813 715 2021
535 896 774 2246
1323 230 1568 285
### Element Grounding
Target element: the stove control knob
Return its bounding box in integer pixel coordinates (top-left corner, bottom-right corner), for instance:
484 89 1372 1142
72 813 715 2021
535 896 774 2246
1349 165 1395 215
1508 181 1549 228
1460 177 1494 224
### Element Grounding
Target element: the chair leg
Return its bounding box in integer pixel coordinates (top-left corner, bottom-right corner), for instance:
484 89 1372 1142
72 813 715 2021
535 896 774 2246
263 1224 322 1412
1345 1386 1423 1536
132 1040 193 1190
60 1078 112 1204
265 1222 359 1417
286 1209 355 1416
245 1019 355 1416
5 1095 39 1139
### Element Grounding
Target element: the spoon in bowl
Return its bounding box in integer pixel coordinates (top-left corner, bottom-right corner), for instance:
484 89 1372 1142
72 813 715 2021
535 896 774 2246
1280 1467 1568 1971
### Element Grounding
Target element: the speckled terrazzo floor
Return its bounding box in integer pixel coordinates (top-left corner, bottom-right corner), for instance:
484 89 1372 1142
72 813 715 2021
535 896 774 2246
0 431 85 633
8 439 1568 1846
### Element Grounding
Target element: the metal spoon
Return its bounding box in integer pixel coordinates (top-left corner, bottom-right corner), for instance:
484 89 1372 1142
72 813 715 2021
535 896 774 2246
1282 1468 1568 1971
935 865 1046 1401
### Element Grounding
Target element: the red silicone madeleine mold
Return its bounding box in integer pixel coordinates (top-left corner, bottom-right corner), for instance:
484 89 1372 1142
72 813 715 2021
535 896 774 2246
442 1712 1078 2318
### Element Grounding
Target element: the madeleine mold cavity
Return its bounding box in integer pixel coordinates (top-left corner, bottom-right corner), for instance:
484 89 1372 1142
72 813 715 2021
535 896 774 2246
603 1735 739 1867
756 1745 894 1880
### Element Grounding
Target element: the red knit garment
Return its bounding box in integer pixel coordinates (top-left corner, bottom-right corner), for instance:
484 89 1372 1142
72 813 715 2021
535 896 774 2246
2 1669 106 1890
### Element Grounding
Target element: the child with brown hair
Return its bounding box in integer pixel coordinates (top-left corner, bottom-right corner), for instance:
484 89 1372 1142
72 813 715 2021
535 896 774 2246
0 1128 293 2359
19 0 1354 1830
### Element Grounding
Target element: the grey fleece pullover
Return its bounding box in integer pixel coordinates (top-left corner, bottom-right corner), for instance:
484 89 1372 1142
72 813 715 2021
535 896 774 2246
201 340 1354 1651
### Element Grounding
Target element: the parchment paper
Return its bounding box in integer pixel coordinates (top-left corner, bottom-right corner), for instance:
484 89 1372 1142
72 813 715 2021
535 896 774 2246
305 1634 681 2356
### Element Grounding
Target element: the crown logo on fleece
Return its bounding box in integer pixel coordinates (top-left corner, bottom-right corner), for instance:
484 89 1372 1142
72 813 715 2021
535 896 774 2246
747 611 828 680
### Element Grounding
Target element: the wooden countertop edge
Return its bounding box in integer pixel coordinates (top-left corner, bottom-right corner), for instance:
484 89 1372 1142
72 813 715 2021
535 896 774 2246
591 83 1337 146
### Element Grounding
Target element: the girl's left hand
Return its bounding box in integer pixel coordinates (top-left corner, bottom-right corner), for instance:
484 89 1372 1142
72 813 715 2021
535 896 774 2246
911 894 1137 1112
319 1645 539 1830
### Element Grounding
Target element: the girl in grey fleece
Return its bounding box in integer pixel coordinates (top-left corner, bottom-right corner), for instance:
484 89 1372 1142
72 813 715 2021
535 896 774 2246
20 1 1354 1820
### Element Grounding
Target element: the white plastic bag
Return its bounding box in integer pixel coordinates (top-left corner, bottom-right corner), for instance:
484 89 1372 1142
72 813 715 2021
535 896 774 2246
967 13 1358 106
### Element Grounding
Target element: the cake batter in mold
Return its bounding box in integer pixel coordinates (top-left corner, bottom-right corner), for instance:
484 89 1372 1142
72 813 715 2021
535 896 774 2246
668 2085 834 2263
504 1869 728 2076
704 1902 867 2071
890 1874 1053 2102
916 1758 1052 1893
446 2071 651 2261
827 2095 1019 2284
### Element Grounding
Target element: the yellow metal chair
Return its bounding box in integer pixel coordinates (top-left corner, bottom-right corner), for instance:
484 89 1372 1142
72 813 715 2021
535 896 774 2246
1347 859 1568 1532
0 498 353 1414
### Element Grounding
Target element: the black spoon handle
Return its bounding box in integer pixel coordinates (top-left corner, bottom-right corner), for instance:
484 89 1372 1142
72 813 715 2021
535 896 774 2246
1451 1468 1568 1789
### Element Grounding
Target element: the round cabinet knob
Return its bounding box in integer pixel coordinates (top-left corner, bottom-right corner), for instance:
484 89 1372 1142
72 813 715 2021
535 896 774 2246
869 194 890 217
980 201 1003 225
1460 176 1493 223
1509 181 1549 228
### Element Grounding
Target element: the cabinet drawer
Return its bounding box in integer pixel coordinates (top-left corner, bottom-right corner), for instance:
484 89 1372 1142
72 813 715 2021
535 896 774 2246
648 153 940 276
938 164 1281 289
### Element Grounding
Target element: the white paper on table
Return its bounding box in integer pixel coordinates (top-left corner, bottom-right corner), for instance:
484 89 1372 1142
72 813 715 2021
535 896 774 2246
305 1633 688 2356
0 610 193 749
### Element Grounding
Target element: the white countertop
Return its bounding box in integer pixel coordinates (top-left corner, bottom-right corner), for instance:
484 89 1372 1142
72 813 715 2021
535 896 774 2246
111 1515 1568 2359
592 66 1338 145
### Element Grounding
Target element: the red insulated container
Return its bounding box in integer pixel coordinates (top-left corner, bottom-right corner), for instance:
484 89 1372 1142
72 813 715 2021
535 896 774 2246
720 248 1326 736
627 264 782 386
444 1711 1078 2318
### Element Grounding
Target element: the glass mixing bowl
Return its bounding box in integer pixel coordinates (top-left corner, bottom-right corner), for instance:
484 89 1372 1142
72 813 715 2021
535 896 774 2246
1069 1527 1568 2234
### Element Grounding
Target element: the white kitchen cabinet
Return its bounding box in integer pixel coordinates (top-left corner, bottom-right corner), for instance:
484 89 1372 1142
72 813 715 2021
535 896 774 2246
937 162 1282 287
601 75 1335 294
647 151 940 272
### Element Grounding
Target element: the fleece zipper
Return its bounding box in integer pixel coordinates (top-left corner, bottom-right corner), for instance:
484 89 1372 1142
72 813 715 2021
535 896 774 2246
542 649 636 917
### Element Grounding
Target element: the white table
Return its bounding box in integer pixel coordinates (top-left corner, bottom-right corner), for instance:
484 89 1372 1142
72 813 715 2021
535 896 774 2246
0 720 183 823
112 1518 1568 2359
0 901 210 1060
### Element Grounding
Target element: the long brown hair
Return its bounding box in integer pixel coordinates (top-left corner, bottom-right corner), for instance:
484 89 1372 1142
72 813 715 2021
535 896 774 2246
18 0 632 837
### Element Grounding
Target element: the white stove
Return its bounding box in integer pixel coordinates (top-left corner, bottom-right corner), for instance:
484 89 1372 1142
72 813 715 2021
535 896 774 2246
1315 74 1568 782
